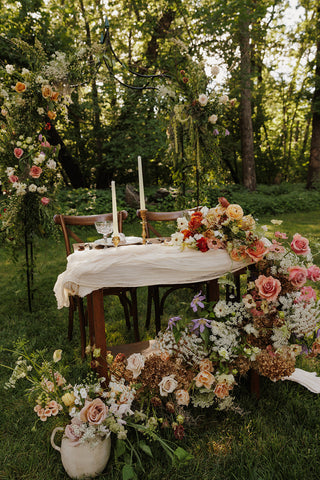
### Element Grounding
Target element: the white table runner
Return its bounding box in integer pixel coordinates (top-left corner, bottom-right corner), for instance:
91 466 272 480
54 244 250 309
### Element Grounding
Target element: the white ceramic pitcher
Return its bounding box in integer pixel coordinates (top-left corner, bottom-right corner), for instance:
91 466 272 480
51 427 111 479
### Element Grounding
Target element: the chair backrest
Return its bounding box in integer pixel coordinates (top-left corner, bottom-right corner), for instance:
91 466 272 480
54 211 128 256
136 209 196 238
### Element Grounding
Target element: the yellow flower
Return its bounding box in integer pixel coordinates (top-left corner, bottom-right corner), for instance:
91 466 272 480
93 347 101 358
14 82 26 93
61 392 75 407
53 349 62 362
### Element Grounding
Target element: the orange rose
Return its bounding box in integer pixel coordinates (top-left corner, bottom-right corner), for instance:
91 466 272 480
42 85 53 98
175 389 190 406
214 382 230 399
14 82 26 93
47 111 56 120
199 358 214 372
51 91 59 101
246 239 268 262
194 370 215 389
226 204 244 221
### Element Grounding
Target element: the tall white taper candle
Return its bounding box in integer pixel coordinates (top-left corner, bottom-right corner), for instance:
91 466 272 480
111 181 119 236
138 156 146 210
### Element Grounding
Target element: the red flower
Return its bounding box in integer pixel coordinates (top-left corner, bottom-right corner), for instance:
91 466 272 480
196 237 209 252
188 212 203 231
181 229 192 239
173 424 185 440
44 122 51 131
182 77 189 83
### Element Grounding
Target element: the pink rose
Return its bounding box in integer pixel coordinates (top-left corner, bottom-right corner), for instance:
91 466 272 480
296 286 317 303
79 398 107 425
255 275 282 302
175 389 190 406
8 175 19 183
126 353 145 379
158 375 178 396
288 266 308 288
246 240 269 262
14 147 24 159
307 265 320 282
275 231 288 239
64 417 84 444
291 233 310 256
29 166 42 178
41 197 50 205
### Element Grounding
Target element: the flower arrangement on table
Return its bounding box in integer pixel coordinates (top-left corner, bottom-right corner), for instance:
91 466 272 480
170 196 266 257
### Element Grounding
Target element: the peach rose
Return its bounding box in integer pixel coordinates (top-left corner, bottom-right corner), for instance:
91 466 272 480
42 84 53 98
214 382 230 399
307 265 320 282
175 389 190 406
79 398 107 425
288 266 307 288
158 375 178 396
47 110 57 120
246 239 268 262
126 353 145 378
291 233 310 256
194 370 215 389
226 204 243 221
51 91 59 101
255 275 281 302
14 82 26 92
240 215 256 230
29 166 42 178
199 358 214 372
229 246 248 261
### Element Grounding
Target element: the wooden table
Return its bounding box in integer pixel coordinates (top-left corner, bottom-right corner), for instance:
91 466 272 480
54 241 250 382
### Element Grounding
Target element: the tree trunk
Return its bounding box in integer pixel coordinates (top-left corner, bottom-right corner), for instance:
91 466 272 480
307 8 320 189
239 14 256 191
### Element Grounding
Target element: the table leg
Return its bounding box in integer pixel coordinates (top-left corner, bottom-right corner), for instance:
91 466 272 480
207 279 219 302
87 289 109 383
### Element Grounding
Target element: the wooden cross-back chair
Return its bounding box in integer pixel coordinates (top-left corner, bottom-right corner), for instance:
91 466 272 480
54 211 139 358
136 208 215 333
136 208 245 333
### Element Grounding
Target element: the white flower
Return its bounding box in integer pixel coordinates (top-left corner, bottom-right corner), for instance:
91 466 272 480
208 114 218 124
198 94 208 106
16 183 27 195
243 323 259 337
37 186 47 194
1 108 8 116
218 347 229 359
270 219 283 225
28 184 37 192
46 159 56 170
53 349 62 362
219 95 229 105
211 65 220 76
5 167 15 176
5 64 14 74
21 68 30 77
177 216 188 230
37 107 45 115
170 232 184 246
79 387 87 399
126 353 145 379
34 153 46 165
158 375 178 396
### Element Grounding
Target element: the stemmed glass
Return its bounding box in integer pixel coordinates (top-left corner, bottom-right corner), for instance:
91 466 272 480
95 221 113 244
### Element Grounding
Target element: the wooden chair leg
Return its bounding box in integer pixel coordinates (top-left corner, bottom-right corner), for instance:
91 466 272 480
68 296 75 341
153 286 161 334
130 288 140 342
119 292 131 330
146 287 153 329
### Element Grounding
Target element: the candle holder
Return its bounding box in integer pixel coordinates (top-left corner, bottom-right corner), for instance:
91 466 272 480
112 235 120 248
140 209 148 245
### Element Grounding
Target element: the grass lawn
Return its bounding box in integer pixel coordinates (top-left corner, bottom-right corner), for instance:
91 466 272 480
1 210 320 479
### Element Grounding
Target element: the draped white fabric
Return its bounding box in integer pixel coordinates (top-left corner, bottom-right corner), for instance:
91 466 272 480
54 243 250 309
283 368 320 393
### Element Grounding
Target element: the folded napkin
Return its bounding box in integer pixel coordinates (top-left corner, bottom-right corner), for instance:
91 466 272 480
282 368 320 393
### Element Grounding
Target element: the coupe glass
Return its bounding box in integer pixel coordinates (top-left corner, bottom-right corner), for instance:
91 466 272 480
95 221 113 243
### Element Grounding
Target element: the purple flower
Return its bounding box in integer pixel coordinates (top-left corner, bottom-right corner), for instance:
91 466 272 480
213 129 219 136
190 292 206 312
38 134 43 141
225 129 230 136
167 316 181 330
191 318 212 333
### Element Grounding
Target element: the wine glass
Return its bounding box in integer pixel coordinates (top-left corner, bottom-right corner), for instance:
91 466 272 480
95 221 113 244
